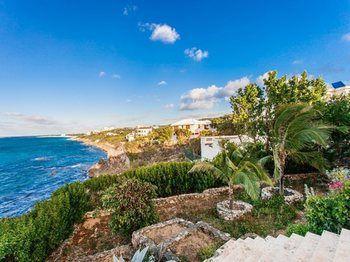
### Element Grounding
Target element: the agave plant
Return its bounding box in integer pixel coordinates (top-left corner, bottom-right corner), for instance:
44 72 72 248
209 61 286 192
189 144 272 208
113 246 150 262
271 103 331 194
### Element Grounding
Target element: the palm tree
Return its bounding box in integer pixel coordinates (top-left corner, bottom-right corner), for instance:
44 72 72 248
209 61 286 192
189 144 272 209
271 103 331 195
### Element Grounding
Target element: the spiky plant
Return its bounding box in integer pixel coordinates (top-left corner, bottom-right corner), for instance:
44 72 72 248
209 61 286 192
271 103 331 194
189 144 272 208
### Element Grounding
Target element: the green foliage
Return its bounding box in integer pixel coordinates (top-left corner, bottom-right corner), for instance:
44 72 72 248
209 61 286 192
151 126 173 143
287 181 350 236
0 161 224 261
0 182 90 261
230 83 264 139
271 103 331 194
175 128 191 144
305 181 350 234
197 243 221 261
102 179 158 236
286 223 310 237
317 95 350 164
125 162 225 197
229 71 327 144
211 114 237 135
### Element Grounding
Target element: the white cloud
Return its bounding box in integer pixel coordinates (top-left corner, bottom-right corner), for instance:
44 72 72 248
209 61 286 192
292 60 303 65
179 77 250 110
126 99 132 103
123 5 137 16
158 80 167 86
342 33 350 42
256 71 270 86
3 112 58 125
164 103 174 109
139 23 180 44
112 74 121 79
184 47 209 62
99 71 106 78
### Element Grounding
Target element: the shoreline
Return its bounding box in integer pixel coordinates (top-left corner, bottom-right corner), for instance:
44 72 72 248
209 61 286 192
71 136 125 159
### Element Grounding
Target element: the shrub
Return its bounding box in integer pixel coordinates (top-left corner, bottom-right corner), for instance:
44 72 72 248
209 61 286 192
286 223 310 237
0 182 90 261
305 181 350 234
101 178 158 236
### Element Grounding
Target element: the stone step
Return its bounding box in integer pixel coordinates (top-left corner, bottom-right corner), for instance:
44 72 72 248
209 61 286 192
272 234 304 261
293 232 321 261
310 230 339 262
222 239 255 262
259 235 289 262
244 237 268 262
333 228 350 262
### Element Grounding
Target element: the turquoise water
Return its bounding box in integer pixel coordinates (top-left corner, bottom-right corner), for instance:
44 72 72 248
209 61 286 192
0 136 106 218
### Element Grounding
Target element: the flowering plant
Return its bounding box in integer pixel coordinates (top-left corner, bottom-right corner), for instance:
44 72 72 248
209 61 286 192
326 167 349 191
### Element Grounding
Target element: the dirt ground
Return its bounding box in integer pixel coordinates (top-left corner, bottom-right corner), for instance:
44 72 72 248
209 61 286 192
143 223 188 244
168 229 220 262
47 212 128 262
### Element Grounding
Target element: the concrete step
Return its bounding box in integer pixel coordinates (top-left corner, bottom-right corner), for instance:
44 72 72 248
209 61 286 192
333 228 350 262
222 239 254 262
272 234 304 261
310 230 339 262
293 232 321 261
244 237 268 262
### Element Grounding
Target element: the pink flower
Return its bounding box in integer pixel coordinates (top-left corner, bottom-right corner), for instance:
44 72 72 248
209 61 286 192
328 181 344 190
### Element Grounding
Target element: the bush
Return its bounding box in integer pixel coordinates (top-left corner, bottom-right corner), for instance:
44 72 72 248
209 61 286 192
286 223 310 237
102 179 158 236
0 182 90 261
305 182 350 234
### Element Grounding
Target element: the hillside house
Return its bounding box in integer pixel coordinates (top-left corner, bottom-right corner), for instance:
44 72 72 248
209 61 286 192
171 119 213 138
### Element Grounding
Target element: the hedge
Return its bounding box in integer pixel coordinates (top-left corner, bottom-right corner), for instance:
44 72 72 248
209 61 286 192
0 161 225 261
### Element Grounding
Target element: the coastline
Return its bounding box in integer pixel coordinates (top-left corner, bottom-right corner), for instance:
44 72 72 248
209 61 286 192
71 136 125 159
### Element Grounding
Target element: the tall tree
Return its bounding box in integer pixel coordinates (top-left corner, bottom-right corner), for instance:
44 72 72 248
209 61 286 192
229 71 327 149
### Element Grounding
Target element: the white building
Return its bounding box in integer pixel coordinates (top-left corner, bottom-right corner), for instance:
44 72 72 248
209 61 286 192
171 119 213 138
136 126 153 137
327 81 350 98
200 135 254 160
126 132 135 142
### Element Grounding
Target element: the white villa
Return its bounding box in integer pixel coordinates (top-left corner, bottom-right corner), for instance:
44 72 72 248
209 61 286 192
171 118 213 138
200 135 254 160
327 81 350 98
125 126 155 142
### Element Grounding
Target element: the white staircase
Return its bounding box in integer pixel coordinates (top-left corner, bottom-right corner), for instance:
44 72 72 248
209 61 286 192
206 228 350 262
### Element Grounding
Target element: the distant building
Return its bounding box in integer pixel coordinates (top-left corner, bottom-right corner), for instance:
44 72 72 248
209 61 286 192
200 135 254 160
327 81 350 98
171 119 213 138
136 126 153 137
126 132 135 142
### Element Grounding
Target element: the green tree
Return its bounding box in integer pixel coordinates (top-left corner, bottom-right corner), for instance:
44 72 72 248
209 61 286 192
317 95 350 164
271 103 331 194
230 83 264 140
175 128 192 144
151 126 173 143
189 144 272 208
229 71 327 148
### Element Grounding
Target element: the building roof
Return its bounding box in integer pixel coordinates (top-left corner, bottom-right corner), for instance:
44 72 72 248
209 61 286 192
332 81 346 89
171 118 211 126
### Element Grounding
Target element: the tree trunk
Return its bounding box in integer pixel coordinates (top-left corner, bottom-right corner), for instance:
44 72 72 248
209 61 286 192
278 153 286 195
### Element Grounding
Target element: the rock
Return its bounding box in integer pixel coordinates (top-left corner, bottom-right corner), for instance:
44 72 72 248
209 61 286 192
216 200 253 221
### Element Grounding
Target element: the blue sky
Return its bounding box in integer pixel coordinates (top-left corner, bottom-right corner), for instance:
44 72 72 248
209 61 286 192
1 0 350 136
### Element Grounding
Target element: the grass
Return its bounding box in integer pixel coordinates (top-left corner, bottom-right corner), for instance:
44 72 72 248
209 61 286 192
173 193 303 239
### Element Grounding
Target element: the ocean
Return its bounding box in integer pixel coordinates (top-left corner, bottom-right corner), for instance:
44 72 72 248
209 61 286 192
0 136 106 218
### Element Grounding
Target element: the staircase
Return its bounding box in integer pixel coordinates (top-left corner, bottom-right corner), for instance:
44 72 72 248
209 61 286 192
206 228 350 262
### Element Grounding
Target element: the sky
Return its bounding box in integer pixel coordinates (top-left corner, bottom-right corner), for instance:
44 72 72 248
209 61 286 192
1 0 350 136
